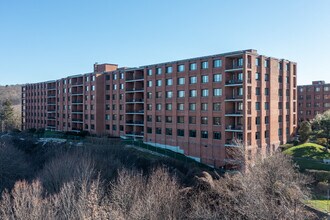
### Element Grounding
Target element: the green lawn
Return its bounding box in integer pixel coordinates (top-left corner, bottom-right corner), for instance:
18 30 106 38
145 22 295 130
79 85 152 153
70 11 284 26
306 200 330 213
284 143 330 171
283 143 330 160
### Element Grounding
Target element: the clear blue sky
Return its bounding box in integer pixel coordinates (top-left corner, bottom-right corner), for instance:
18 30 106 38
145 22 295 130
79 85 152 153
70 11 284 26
0 0 329 85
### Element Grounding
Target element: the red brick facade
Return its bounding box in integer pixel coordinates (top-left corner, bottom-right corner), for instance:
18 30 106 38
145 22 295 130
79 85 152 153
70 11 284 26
298 81 330 122
22 49 297 168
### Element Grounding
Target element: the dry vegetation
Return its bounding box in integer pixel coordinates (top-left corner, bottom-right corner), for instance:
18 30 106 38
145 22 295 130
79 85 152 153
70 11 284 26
0 133 315 219
0 85 22 130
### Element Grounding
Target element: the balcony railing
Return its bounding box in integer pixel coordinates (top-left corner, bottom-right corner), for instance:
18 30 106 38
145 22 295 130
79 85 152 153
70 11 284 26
125 131 144 136
225 79 243 85
126 88 144 92
225 65 243 71
126 110 144 114
126 120 144 125
126 98 144 103
125 76 144 81
225 111 243 116
225 95 243 101
225 125 243 132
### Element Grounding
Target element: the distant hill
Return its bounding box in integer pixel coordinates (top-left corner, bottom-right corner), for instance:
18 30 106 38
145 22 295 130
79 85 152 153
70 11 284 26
0 85 21 105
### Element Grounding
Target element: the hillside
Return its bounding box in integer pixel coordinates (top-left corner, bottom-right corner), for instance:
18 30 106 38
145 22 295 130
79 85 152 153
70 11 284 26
284 143 330 171
0 85 22 129
0 85 21 105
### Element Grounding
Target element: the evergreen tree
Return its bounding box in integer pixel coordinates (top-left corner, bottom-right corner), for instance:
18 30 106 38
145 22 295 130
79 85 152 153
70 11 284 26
0 99 15 132
298 121 312 143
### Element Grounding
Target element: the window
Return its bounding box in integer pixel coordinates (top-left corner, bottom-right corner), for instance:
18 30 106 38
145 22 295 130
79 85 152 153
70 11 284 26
201 61 208 69
256 102 260 110
156 79 162 87
165 116 172 123
177 90 185 98
201 117 208 124
147 104 152 110
201 131 208 139
200 89 208 97
147 115 152 122
256 58 260 66
265 102 269 110
147 92 152 99
147 81 152 87
177 129 184 137
213 103 221 111
177 116 184 123
264 60 269 68
166 78 173 86
213 59 222 68
315 87 321 92
265 74 269 81
156 67 162 75
238 58 243 67
265 88 269 96
265 116 269 124
201 103 208 111
256 88 260 95
156 91 162 98
189 103 196 111
166 66 173 74
201 75 209 83
166 128 172 135
189 130 197 138
177 103 184 110
190 63 197 71
166 91 173 98
178 77 185 85
190 89 197 97
120 84 124 90
189 76 197 84
177 64 185 72
213 132 221 140
156 104 162 111
256 132 260 140
113 84 117 90
189 116 196 124
256 72 260 80
166 103 172 110
213 117 221 125
213 88 222 96
147 127 152 134
213 74 222 82
278 128 283 136
156 128 162 134
256 117 260 125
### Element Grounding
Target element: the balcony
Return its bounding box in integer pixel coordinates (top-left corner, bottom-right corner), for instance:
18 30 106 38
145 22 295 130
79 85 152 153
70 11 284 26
225 65 243 72
225 139 243 147
225 111 243 117
72 101 84 104
126 110 144 114
125 131 144 137
72 110 84 114
126 98 144 103
126 120 144 126
125 88 144 93
225 95 243 101
225 79 243 86
47 87 56 90
71 82 84 87
125 76 144 82
72 119 84 123
47 117 56 120
225 125 243 132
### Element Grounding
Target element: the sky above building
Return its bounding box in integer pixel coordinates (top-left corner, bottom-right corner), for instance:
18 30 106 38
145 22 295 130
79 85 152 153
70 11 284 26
0 0 329 85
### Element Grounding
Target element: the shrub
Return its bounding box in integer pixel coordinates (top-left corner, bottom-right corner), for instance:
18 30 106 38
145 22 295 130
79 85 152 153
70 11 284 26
305 169 330 182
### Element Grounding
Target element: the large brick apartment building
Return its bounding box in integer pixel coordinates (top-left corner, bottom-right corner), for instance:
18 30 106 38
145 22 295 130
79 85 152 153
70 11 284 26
22 49 297 168
298 81 330 122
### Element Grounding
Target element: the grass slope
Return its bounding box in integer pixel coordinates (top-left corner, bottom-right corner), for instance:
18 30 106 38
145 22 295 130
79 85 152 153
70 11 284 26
284 143 330 171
